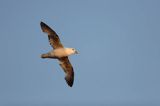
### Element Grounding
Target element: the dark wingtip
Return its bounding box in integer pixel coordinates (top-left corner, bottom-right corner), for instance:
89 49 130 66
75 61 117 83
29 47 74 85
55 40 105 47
40 21 54 34
65 74 74 87
40 21 47 27
65 78 73 87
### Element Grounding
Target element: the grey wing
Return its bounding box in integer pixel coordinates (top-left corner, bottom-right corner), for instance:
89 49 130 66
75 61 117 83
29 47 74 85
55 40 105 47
40 21 64 49
59 57 74 87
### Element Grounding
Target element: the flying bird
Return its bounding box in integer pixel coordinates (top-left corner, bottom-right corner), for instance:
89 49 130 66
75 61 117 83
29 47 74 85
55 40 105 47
40 21 78 87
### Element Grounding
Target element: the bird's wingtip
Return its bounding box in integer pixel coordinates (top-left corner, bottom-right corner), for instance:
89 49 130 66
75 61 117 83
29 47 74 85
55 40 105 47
65 75 74 87
40 21 46 26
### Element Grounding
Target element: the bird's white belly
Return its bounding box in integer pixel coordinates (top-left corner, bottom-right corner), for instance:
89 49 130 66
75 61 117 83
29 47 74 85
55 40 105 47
53 48 68 58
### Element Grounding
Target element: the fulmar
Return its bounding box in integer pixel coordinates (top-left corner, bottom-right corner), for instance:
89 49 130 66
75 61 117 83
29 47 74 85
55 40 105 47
40 21 78 87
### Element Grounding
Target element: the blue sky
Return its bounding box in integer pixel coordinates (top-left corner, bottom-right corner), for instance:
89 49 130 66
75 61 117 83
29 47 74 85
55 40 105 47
0 0 160 105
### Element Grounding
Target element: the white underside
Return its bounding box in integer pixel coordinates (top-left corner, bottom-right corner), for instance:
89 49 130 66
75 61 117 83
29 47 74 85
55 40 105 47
51 48 73 58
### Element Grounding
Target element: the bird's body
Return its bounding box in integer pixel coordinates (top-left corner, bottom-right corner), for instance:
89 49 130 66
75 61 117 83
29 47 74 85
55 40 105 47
42 48 77 59
40 21 78 87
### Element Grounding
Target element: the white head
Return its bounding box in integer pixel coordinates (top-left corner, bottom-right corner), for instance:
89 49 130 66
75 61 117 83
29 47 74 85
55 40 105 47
65 48 78 55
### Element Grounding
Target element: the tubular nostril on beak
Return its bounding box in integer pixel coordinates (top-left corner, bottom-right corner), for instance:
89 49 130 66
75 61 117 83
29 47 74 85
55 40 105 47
75 51 78 54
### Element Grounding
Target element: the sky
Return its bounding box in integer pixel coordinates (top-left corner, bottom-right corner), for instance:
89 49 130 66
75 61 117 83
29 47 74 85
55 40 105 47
0 0 160 106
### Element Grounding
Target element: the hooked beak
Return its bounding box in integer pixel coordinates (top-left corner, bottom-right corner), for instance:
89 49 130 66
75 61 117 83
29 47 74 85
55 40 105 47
75 50 79 54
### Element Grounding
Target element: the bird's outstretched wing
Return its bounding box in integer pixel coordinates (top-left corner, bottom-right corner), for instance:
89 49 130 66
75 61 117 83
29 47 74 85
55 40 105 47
59 57 74 87
40 22 64 49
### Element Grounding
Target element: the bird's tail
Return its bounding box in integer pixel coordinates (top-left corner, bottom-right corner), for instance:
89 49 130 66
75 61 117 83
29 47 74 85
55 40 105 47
41 53 50 58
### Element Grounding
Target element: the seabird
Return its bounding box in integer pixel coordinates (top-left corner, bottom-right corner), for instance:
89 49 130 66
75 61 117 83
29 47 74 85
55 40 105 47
40 21 78 87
